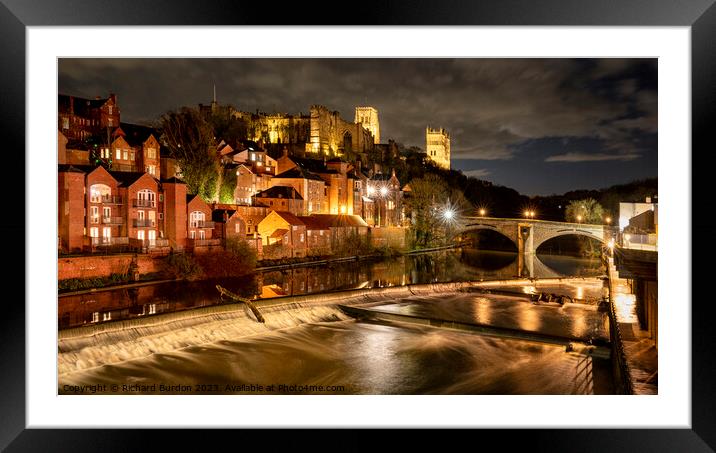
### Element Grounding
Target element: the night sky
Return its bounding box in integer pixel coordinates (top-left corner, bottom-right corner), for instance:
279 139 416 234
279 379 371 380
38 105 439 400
58 58 657 196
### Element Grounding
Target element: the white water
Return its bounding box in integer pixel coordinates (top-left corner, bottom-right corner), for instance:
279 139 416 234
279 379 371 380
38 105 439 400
59 303 350 376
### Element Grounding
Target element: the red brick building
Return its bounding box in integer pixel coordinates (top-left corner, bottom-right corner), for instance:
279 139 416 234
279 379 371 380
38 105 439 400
252 185 304 216
58 164 186 254
58 93 120 141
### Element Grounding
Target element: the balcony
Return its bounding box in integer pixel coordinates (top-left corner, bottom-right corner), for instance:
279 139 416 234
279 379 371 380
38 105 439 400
133 199 156 208
102 217 124 225
133 219 156 228
187 238 222 247
148 238 170 248
89 236 129 246
190 220 215 229
90 195 122 204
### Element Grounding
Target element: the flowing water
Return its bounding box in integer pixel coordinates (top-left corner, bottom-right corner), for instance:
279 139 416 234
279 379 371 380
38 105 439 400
58 250 613 395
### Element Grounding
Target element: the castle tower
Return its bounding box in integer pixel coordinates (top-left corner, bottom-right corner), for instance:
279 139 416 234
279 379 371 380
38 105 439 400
355 106 380 144
425 127 451 170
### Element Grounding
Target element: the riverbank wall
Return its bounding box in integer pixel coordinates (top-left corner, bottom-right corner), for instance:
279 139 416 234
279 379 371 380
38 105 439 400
58 254 165 281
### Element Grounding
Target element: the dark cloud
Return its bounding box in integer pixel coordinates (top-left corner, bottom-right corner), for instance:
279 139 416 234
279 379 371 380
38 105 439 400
58 58 657 195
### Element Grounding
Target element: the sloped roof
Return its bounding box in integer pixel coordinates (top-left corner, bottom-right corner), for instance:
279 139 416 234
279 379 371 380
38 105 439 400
302 214 368 228
254 185 303 200
109 171 153 187
272 211 305 226
119 122 159 147
297 216 330 230
274 167 324 182
270 228 289 238
58 164 89 174
212 209 237 223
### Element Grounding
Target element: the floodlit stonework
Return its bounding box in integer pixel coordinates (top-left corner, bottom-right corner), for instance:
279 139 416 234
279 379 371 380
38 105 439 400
426 127 451 170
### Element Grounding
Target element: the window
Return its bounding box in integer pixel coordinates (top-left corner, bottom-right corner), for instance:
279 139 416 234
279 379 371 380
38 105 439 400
108 106 113 115
235 223 241 233
62 117 69 129
89 227 99 238
102 227 111 239
123 149 128 160
137 189 156 207
90 206 99 224
189 211 205 228
116 148 121 159
103 312 112 322
300 233 304 242
137 230 145 241
147 148 156 159
158 213 163 220
190 230 196 239
199 230 206 240
102 207 111 221
130 150 135 161
147 165 156 176
89 184 111 203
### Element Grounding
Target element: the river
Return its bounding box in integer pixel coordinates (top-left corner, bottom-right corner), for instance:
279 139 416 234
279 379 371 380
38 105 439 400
58 250 613 395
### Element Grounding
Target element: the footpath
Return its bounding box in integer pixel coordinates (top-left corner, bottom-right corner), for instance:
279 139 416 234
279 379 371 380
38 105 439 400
607 257 658 394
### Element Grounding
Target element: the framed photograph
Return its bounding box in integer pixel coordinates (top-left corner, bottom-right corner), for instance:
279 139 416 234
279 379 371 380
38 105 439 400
4 0 712 449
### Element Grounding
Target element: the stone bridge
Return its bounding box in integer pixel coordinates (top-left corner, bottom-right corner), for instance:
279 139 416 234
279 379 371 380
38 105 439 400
461 217 617 255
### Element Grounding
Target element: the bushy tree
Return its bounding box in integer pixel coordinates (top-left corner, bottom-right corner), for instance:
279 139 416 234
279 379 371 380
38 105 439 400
160 107 219 201
404 174 472 248
565 198 604 224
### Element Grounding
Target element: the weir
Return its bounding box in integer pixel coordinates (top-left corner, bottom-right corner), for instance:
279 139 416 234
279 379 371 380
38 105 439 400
59 277 609 376
337 304 610 358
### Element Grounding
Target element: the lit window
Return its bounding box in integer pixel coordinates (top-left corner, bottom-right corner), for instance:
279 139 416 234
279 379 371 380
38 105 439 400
89 184 111 203
130 151 135 161
123 150 128 160
189 211 205 228
115 148 121 159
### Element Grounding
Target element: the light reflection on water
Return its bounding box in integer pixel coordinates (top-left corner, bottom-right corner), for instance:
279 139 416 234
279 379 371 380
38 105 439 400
59 320 614 395
58 250 612 395
59 250 604 330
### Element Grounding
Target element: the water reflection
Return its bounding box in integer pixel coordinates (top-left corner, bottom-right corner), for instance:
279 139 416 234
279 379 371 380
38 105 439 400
58 249 605 330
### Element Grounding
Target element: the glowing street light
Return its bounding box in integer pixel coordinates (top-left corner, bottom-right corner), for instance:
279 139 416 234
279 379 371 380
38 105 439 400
367 186 375 196
605 216 612 224
576 214 582 223
479 208 486 217
443 208 455 220
524 210 530 218
379 186 389 197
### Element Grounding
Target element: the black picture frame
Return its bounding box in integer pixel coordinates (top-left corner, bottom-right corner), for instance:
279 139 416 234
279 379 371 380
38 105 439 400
2 0 712 450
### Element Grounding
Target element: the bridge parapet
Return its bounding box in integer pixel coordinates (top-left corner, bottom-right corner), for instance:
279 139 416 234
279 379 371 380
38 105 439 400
461 217 615 254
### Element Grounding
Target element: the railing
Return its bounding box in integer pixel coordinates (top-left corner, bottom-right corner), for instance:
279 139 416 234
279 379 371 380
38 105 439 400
187 238 222 247
133 219 156 227
148 238 170 248
102 217 124 225
90 195 122 204
607 292 635 395
132 199 156 208
89 236 129 246
190 220 215 229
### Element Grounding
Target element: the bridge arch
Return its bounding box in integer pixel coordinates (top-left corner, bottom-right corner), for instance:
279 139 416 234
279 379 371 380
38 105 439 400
532 228 606 252
461 224 519 251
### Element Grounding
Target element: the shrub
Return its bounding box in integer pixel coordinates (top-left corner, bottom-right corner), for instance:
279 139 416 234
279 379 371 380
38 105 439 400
164 252 202 280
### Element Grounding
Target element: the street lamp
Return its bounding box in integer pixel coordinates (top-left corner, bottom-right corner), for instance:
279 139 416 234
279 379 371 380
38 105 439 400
576 214 582 223
605 216 612 224
479 208 486 217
